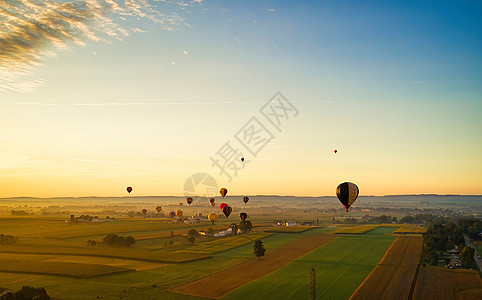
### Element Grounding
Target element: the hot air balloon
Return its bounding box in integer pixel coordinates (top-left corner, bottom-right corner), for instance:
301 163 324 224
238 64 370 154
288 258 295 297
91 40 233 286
141 208 147 216
243 196 249 204
155 206 162 213
220 203 228 210
169 211 176 218
186 197 193 206
219 188 227 198
334 150 337 154
239 212 247 221
336 182 359 212
241 157 244 162
208 213 218 223
209 198 215 207
222 205 232 218
176 210 183 218
126 186 133 193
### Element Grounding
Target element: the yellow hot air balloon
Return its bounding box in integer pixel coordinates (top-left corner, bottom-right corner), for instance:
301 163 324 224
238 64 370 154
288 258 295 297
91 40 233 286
176 210 183 218
219 188 227 198
208 213 218 223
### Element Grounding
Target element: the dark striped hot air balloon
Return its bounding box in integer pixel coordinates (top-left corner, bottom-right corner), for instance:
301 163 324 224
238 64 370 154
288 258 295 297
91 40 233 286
243 196 249 204
239 212 247 221
222 205 232 218
219 188 228 198
126 186 133 193
336 182 359 212
186 197 193 206
209 198 215 207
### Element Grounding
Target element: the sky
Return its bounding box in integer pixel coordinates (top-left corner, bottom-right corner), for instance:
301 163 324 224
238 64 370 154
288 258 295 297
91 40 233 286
0 0 481 197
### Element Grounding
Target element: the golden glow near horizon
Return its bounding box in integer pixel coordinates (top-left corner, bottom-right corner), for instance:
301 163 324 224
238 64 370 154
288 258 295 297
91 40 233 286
1 1 481 197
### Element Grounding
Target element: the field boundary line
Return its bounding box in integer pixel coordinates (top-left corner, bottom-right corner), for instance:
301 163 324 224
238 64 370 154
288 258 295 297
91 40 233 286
349 236 398 299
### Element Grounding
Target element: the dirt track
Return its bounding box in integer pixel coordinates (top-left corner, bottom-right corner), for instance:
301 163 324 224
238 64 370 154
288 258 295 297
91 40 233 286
170 234 334 299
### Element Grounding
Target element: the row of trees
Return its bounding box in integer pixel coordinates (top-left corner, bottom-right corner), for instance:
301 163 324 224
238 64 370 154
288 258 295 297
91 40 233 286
0 234 16 244
1 286 50 300
458 218 482 240
102 234 136 247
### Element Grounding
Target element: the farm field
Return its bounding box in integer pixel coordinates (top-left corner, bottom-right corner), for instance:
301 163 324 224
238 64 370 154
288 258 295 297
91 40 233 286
264 226 321 233
414 266 482 299
394 225 427 234
171 234 336 298
350 236 423 300
176 232 272 254
364 227 398 235
223 234 396 300
334 225 379 234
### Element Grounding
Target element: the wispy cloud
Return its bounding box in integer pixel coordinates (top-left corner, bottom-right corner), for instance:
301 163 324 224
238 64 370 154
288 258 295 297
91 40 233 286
266 8 275 12
0 0 199 93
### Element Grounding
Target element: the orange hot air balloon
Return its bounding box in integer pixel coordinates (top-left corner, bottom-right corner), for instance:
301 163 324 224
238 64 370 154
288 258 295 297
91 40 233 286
243 196 249 204
239 212 247 221
222 205 232 218
176 210 183 218
126 186 133 193
209 198 215 207
219 188 227 198
186 197 193 206
208 213 218 223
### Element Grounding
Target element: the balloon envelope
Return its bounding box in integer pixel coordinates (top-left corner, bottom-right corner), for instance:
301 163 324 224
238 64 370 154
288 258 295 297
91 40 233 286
141 209 147 215
334 150 337 153
222 205 232 218
155 206 162 213
169 211 176 218
219 203 228 210
209 198 215 206
219 188 227 198
186 197 193 205
208 213 218 223
239 212 247 221
176 210 183 218
243 196 249 204
336 182 359 212
126 186 132 193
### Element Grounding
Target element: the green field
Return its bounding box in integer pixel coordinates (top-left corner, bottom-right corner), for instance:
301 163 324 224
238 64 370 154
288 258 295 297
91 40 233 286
223 234 396 300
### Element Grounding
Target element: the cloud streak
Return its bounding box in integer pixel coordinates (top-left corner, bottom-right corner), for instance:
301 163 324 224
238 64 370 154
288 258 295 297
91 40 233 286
0 0 198 93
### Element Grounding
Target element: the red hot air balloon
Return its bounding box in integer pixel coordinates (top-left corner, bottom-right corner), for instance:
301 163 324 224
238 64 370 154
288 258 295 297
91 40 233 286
126 186 133 193
141 209 147 216
334 150 337 154
209 198 215 207
222 205 232 218
186 197 193 206
220 203 228 210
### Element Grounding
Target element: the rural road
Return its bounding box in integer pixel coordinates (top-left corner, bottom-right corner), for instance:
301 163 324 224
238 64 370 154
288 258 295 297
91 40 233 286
463 233 482 273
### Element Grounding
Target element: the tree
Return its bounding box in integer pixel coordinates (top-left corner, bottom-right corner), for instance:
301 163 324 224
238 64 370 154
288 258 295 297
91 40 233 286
460 246 476 269
309 268 316 300
253 239 266 259
239 220 253 233
187 236 195 245
207 227 214 237
187 229 198 237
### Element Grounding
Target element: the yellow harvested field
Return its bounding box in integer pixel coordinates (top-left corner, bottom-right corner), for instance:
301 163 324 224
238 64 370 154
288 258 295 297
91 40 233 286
132 224 228 240
335 225 378 234
43 255 168 271
350 236 423 300
171 234 335 299
394 225 426 234
414 266 482 300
